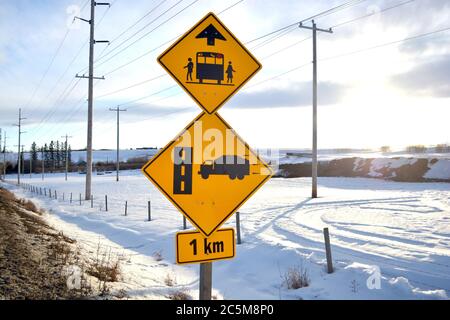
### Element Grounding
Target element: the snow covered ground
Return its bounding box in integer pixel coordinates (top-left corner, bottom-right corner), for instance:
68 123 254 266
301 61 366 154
1 171 450 300
5 148 449 164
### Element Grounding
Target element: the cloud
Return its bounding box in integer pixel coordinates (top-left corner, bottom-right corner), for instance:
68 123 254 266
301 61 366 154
390 55 450 97
228 81 348 109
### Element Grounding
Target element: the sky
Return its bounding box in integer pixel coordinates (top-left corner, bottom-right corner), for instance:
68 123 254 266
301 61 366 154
0 0 449 151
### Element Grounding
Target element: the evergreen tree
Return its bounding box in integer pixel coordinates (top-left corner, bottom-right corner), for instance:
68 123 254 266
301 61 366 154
68 145 72 166
49 141 55 173
62 140 67 168
43 143 49 164
56 140 61 169
30 142 37 173
31 142 38 161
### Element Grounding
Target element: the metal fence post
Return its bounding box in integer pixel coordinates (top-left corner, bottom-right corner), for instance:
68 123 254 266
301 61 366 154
148 201 151 221
124 201 127 216
105 195 108 212
323 227 334 274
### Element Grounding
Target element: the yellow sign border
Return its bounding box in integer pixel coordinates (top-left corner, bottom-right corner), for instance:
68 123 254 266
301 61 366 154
141 112 273 237
157 12 262 114
175 228 235 264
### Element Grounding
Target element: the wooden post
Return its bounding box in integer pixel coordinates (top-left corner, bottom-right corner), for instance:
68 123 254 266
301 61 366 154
147 201 151 221
105 195 108 212
79 193 82 206
70 192 72 204
49 188 51 198
236 211 242 245
323 227 333 274
124 201 127 216
183 216 187 230
91 195 93 208
55 190 57 200
199 262 212 300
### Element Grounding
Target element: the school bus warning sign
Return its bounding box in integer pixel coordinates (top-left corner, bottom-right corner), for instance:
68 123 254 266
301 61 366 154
157 12 262 114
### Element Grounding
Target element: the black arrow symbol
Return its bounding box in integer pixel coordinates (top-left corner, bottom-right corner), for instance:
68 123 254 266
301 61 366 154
196 24 226 46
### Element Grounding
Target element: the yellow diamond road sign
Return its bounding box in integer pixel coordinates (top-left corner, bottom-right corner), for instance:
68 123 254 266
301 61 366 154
142 112 273 237
158 12 262 114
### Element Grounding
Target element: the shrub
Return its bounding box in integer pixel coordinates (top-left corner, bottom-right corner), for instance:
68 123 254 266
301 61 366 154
87 245 121 283
282 264 310 289
167 288 192 300
164 273 176 287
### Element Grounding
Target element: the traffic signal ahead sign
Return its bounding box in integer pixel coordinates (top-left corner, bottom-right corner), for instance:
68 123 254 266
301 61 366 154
141 112 273 237
176 228 235 264
158 12 262 114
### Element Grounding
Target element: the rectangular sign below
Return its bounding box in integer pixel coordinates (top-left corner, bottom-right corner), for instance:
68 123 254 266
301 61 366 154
176 228 235 265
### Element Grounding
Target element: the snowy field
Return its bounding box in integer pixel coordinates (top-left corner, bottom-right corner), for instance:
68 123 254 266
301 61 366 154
2 171 450 300
4 148 450 164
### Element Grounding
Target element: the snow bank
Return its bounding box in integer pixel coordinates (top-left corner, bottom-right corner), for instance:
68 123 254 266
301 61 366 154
425 159 450 180
279 157 450 182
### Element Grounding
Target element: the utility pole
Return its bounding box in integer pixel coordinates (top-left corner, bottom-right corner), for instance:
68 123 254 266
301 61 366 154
109 107 126 181
13 108 26 185
29 152 32 179
0 129 2 180
299 20 333 199
61 134 72 181
21 145 25 179
75 0 110 200
1 132 6 180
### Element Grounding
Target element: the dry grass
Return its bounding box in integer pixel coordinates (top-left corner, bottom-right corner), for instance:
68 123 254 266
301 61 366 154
87 244 121 283
152 250 163 262
18 199 43 214
0 187 43 214
282 264 310 290
164 273 176 287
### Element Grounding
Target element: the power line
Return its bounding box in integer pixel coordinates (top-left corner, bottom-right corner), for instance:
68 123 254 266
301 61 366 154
99 0 365 77
330 0 416 29
95 0 201 70
30 77 83 137
117 85 178 108
100 0 245 76
28 1 115 137
260 0 417 61
95 74 167 99
217 0 245 14
74 1 117 75
23 28 71 113
108 0 169 45
99 0 389 102
94 0 186 65
23 0 90 115
245 0 365 45
321 26 450 62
